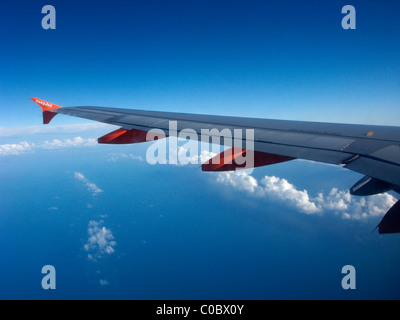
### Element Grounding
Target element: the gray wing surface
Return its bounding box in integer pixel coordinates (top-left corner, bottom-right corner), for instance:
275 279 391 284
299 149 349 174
37 101 400 234
56 106 400 187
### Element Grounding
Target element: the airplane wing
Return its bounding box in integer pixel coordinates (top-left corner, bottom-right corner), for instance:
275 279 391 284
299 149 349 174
31 97 400 234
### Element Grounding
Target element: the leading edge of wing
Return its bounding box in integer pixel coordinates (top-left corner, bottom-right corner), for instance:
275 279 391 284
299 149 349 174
31 98 400 186
59 105 400 143
58 105 400 168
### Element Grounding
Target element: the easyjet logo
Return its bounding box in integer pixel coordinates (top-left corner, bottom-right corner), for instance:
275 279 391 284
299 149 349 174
36 100 53 107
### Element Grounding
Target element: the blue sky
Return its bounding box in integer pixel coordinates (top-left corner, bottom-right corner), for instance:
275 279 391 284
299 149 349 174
1 1 400 300
1 0 400 126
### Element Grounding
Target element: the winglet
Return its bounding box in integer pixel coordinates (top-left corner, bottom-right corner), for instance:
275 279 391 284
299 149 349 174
31 97 62 124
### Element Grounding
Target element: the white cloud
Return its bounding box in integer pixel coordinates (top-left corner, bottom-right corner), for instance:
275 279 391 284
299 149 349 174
84 220 116 261
315 188 397 220
261 175 321 214
0 141 34 155
74 172 103 195
217 171 320 214
215 171 398 219
217 171 261 194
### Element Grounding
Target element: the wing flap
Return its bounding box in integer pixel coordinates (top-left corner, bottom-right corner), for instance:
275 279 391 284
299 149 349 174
258 131 355 151
345 156 400 187
201 148 294 171
370 145 400 166
98 128 167 144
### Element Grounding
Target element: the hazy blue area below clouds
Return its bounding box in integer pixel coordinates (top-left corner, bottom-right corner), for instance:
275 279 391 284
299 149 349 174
1 133 399 299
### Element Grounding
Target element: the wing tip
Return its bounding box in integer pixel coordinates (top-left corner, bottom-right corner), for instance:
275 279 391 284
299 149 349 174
30 97 62 124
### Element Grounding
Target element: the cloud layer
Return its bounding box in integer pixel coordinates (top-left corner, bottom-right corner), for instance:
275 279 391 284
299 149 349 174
107 152 144 162
42 137 97 149
0 137 97 156
216 171 397 220
0 123 112 138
